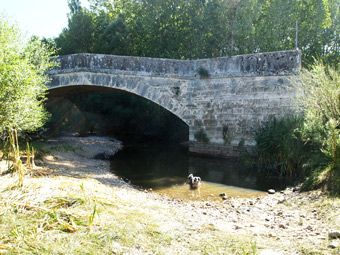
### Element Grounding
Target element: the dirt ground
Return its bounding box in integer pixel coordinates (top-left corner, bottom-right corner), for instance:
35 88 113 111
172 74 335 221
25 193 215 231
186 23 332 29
40 136 340 254
41 136 127 187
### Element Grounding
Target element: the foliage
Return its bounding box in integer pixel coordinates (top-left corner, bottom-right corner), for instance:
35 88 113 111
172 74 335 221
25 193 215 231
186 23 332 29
291 61 340 194
0 15 56 133
198 66 210 79
252 61 340 187
55 7 96 55
53 0 339 65
194 128 210 143
255 115 305 178
292 61 340 164
222 125 231 144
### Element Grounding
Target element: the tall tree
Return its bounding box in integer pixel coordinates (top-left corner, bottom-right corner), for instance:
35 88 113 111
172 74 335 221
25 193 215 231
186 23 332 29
68 0 82 15
56 0 337 64
253 0 331 64
0 15 56 133
55 4 96 55
322 0 340 66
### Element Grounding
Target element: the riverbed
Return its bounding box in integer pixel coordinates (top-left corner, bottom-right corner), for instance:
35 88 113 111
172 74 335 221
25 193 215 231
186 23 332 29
109 143 289 201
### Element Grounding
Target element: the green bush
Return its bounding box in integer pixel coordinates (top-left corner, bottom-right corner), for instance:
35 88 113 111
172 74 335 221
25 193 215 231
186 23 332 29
255 115 305 178
194 128 209 143
292 61 340 165
197 67 210 79
291 61 340 194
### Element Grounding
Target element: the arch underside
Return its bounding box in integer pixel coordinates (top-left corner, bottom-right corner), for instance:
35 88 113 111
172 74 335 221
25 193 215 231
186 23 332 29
48 72 189 125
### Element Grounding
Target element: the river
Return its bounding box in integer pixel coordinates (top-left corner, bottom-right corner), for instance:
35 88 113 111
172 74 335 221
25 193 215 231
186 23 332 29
110 143 288 201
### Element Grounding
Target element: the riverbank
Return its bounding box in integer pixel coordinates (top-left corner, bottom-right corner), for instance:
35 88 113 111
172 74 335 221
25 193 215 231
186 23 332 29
0 136 340 254
41 136 126 187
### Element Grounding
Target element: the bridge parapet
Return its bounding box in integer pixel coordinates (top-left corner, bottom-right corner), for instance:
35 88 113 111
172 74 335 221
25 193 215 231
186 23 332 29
49 50 300 79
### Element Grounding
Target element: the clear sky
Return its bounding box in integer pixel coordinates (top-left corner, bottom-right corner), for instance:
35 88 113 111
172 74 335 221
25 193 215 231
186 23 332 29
0 0 90 39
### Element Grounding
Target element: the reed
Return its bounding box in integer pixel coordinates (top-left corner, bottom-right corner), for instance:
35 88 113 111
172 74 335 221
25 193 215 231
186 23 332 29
26 142 31 168
26 142 36 169
87 205 97 231
7 130 26 186
31 146 36 168
255 115 305 178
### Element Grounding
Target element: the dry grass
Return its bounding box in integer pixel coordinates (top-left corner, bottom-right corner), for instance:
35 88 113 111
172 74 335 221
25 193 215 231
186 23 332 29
0 172 259 255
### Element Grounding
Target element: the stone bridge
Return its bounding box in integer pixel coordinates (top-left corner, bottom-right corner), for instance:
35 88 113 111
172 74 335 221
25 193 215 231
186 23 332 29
47 50 301 157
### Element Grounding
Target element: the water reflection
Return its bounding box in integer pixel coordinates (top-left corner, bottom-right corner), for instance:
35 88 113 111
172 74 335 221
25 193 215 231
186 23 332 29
110 143 188 189
110 143 284 200
188 157 262 190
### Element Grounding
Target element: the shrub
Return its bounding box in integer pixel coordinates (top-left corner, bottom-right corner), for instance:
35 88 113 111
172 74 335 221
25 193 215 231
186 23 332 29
255 115 305 178
197 66 210 79
194 128 209 143
292 61 340 165
291 61 340 194
222 125 231 144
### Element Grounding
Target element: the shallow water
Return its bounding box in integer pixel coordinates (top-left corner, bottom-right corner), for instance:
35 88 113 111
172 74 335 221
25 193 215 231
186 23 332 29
156 182 265 201
110 143 284 201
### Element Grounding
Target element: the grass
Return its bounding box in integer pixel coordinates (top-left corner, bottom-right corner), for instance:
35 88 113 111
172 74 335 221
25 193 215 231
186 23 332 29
0 173 259 254
301 159 340 196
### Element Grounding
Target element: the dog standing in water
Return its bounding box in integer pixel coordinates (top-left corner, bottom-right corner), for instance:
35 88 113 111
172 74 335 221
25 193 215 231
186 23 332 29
187 174 201 190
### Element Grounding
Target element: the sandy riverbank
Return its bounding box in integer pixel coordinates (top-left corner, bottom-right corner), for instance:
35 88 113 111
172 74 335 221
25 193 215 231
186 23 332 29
41 136 127 187
1 136 339 254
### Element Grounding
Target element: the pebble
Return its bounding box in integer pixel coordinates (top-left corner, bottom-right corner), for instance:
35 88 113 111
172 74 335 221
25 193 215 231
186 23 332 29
328 241 339 249
234 225 242 230
293 186 300 192
306 225 313 231
328 230 340 239
222 196 228 200
219 193 226 197
268 189 276 194
278 224 286 229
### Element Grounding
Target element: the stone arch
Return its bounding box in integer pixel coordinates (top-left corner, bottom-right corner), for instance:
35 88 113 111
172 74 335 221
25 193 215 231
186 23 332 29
48 72 189 125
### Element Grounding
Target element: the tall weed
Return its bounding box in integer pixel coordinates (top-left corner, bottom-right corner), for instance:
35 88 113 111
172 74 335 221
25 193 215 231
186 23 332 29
292 61 340 165
255 115 305 178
